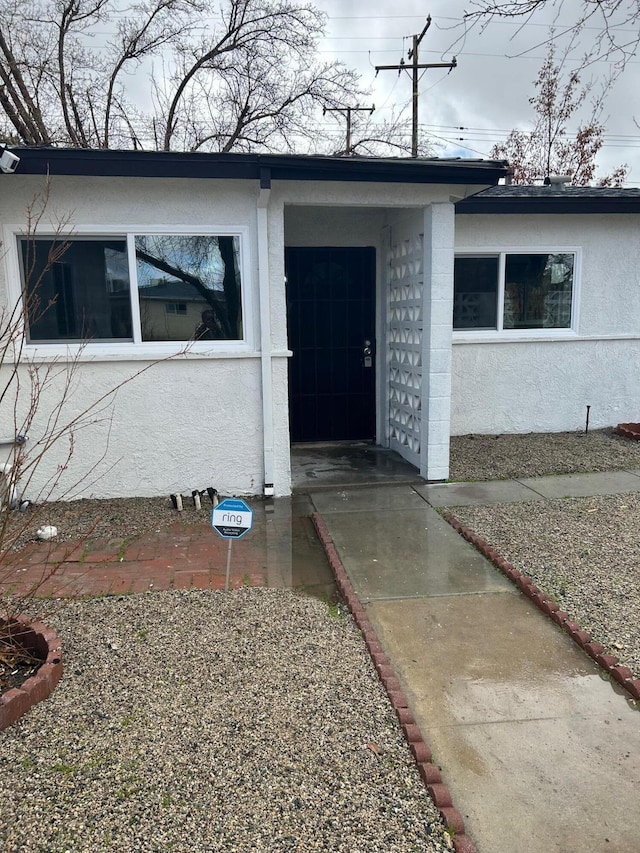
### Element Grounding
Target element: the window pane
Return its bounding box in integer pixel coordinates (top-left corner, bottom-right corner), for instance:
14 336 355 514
135 235 243 342
504 253 573 329
20 238 132 342
453 256 499 330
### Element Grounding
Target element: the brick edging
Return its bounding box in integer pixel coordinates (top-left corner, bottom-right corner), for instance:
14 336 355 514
0 615 63 731
615 422 640 441
442 513 640 704
311 512 477 853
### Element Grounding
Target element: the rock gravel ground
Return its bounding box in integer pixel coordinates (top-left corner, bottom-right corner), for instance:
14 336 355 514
0 589 453 853
3 428 640 850
449 427 640 481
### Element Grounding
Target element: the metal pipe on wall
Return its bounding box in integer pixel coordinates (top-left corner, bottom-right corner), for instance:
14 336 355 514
257 169 275 496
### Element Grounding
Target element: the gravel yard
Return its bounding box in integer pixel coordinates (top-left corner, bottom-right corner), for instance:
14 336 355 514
3 427 640 850
449 427 640 481
0 589 452 853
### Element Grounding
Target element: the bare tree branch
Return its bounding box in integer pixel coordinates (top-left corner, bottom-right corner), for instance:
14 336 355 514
0 0 413 156
466 0 640 65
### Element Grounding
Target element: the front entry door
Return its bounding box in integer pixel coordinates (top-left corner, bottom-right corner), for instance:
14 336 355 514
286 246 376 443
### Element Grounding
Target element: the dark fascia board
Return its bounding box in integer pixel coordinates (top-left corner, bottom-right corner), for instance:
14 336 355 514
6 146 509 186
456 194 640 214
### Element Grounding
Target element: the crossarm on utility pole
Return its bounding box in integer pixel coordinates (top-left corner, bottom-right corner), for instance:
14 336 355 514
375 16 456 157
323 104 375 154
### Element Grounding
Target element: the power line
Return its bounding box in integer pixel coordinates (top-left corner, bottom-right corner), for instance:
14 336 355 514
325 13 639 34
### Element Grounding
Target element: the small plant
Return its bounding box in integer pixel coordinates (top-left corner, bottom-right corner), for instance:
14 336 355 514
116 785 138 800
326 598 342 619
51 761 75 774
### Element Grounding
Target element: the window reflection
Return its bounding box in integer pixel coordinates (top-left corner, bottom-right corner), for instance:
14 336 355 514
135 235 243 342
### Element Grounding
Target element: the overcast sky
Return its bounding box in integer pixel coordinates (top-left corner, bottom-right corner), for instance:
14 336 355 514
312 1 640 184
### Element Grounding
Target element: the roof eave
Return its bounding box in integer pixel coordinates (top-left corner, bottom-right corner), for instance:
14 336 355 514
5 147 509 186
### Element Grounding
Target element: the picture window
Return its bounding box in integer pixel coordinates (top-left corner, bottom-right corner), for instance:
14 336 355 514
453 251 575 332
19 233 244 345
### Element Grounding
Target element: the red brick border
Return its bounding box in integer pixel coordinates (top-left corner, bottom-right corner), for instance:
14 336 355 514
442 513 640 704
312 512 478 853
615 422 640 441
0 615 63 731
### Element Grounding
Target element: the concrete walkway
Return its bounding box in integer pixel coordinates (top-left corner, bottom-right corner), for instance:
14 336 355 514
311 472 640 853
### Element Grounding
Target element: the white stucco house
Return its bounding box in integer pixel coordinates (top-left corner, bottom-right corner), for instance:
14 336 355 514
1 147 639 500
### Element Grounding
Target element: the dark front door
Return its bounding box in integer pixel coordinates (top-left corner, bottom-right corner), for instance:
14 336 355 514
286 246 376 443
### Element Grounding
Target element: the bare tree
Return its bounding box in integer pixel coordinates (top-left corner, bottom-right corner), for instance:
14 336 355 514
0 0 368 154
490 41 628 185
465 1 640 66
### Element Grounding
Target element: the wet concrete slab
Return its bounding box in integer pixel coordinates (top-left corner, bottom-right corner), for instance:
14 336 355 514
313 487 513 600
291 443 424 492
518 469 640 499
417 479 543 507
311 484 427 514
367 593 640 853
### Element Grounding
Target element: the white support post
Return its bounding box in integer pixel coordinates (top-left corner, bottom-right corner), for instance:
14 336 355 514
420 202 455 481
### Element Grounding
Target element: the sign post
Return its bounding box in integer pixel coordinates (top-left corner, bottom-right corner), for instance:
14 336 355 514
211 498 254 591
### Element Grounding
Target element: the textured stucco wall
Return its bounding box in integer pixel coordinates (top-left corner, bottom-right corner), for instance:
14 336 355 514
452 213 640 434
284 205 385 247
0 172 502 499
0 174 283 499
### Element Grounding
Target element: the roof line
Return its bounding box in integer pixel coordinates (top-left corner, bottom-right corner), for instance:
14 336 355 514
5 146 510 186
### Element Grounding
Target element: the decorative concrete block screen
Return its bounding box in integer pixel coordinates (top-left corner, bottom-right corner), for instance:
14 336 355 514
387 232 423 468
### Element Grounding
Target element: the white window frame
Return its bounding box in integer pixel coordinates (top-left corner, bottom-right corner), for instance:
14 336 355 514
3 223 254 360
453 246 581 342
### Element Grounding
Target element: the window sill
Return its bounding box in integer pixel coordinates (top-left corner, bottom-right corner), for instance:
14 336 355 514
17 344 293 363
453 330 579 344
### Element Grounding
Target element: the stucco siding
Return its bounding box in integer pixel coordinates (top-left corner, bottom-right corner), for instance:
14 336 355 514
452 213 640 434
0 174 282 499
0 356 266 500
451 339 640 434
284 206 385 247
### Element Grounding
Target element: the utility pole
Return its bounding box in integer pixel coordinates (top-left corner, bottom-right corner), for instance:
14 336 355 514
375 16 456 157
323 104 375 154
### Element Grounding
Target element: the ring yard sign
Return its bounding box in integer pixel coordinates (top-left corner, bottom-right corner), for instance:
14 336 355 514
211 498 253 591
211 498 253 539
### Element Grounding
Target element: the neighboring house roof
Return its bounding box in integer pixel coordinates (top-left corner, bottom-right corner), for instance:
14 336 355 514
139 281 224 302
5 146 509 186
457 185 640 214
